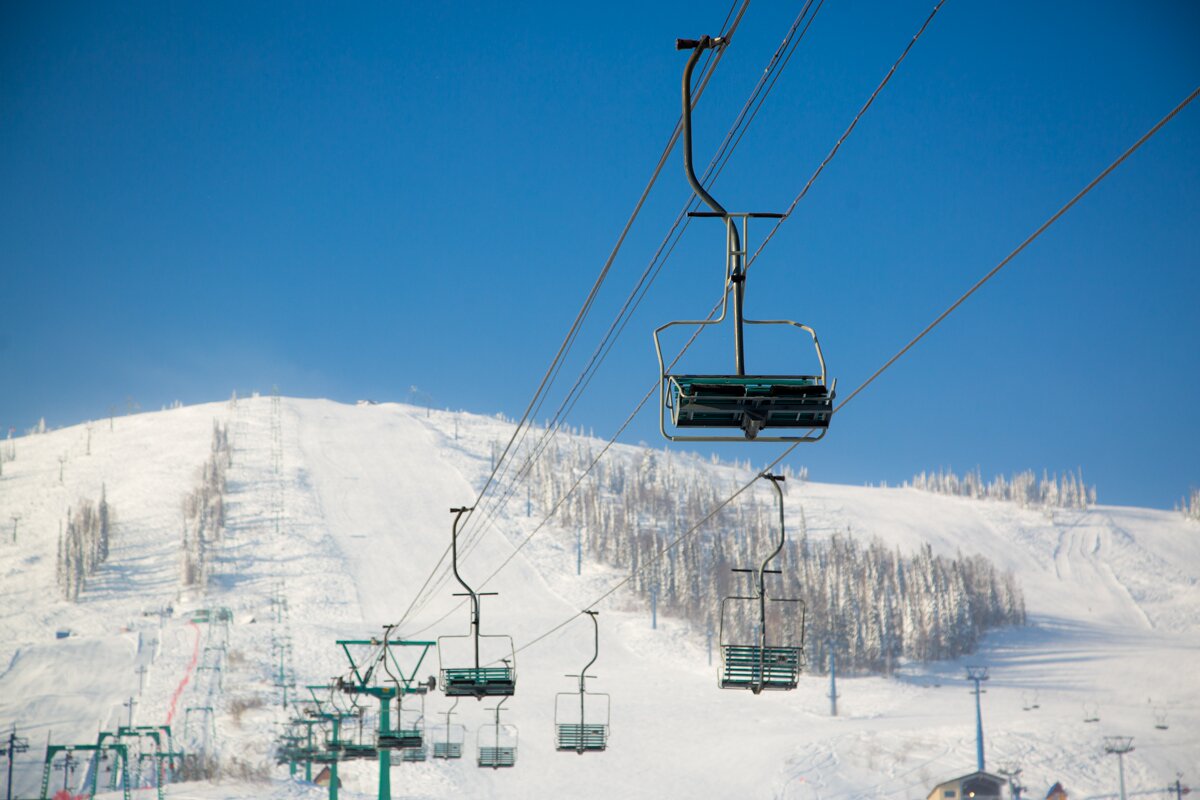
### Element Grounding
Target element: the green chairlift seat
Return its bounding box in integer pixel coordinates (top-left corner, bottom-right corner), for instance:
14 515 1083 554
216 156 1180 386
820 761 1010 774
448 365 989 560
399 744 427 762
441 666 516 698
477 746 516 768
555 724 608 752
376 728 422 750
668 375 832 435
339 742 378 761
719 644 802 691
432 741 463 759
380 695 425 750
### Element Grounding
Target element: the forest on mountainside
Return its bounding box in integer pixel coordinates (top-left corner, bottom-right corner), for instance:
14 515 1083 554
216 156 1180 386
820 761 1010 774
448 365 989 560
56 487 113 601
522 437 1025 674
905 467 1095 509
180 420 232 588
1179 488 1200 522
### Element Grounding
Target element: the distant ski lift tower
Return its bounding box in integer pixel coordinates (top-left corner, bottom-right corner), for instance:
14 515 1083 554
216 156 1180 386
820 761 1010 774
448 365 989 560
4 726 30 800
1104 736 1135 800
965 666 989 771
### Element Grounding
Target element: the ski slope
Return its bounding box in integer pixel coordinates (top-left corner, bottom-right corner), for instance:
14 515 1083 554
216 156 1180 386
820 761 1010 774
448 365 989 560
1 397 1197 799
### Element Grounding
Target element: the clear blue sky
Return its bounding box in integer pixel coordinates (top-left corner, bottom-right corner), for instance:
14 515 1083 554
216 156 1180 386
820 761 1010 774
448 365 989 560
2 1 1197 509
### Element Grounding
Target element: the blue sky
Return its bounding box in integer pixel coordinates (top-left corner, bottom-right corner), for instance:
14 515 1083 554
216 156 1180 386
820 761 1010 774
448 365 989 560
2 1 1197 509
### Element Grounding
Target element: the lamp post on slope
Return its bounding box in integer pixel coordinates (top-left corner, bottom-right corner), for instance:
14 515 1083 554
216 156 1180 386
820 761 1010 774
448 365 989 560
965 666 989 772
3 726 30 800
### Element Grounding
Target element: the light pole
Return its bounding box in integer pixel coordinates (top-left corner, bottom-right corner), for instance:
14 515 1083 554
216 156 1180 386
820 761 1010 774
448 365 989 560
1104 736 1134 800
828 641 839 717
3 726 30 800
966 666 989 772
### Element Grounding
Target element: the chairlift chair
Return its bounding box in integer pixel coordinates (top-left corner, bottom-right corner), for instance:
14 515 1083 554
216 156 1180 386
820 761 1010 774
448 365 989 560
381 693 425 753
477 697 517 769
438 507 517 698
719 474 805 693
338 711 378 761
400 741 427 762
654 36 834 443
554 611 610 754
432 699 466 759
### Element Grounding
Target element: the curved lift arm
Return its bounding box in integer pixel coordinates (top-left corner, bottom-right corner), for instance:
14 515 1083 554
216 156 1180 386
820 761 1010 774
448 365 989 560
577 610 602 754
757 474 788 655
381 624 400 692
448 506 483 670
678 34 745 376
577 610 600 694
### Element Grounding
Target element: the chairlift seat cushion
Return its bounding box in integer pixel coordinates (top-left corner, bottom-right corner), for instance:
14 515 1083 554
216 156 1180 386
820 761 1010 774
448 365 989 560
341 744 378 761
377 730 422 749
432 742 463 759
441 667 516 697
555 723 608 752
477 746 516 768
669 375 832 430
720 644 802 690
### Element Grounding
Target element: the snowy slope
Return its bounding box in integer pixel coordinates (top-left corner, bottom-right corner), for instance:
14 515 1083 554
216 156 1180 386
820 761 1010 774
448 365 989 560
1 397 1197 799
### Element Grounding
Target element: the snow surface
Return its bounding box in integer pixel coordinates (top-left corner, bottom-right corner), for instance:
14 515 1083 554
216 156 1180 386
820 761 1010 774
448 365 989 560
1 397 1197 799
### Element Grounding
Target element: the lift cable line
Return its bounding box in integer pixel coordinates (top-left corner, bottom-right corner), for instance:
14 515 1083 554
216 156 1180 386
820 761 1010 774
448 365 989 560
402 1 829 627
401 0 939 635
391 1 749 633
745 0 947 271
832 82 1200 415
505 80 1200 661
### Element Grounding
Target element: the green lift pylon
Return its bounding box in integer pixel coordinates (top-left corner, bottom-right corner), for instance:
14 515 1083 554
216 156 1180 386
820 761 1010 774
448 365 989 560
114 726 178 798
287 715 321 782
39 742 130 800
335 629 436 800
305 685 358 800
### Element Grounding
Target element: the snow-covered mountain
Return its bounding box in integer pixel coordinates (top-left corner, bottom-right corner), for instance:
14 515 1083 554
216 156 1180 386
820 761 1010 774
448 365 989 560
1 397 1196 799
